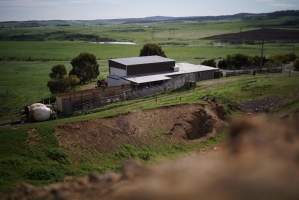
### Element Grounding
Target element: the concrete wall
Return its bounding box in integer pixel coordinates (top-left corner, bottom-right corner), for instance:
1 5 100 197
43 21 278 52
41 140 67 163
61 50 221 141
107 76 130 87
110 67 127 76
199 70 216 81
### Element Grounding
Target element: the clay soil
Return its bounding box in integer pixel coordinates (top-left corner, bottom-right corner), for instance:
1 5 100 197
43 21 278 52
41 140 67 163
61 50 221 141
55 103 224 156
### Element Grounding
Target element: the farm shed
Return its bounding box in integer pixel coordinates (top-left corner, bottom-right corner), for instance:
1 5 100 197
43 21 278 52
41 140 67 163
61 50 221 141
107 56 218 87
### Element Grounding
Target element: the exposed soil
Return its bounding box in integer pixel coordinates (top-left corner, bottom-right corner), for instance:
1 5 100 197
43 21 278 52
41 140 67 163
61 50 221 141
239 96 284 113
7 115 299 200
205 28 299 43
55 103 225 157
26 128 41 146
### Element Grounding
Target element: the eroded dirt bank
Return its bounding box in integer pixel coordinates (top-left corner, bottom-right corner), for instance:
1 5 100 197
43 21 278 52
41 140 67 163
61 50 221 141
55 103 225 156
7 113 299 200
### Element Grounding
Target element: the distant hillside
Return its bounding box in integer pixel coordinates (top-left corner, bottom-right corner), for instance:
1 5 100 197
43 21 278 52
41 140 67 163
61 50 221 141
205 28 299 43
0 10 298 27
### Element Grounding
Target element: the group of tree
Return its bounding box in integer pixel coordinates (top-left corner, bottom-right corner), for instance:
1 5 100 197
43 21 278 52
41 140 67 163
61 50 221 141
47 53 99 94
201 53 297 70
47 44 166 94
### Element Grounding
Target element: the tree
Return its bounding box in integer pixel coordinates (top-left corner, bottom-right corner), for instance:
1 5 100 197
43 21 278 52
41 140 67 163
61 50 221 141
47 78 70 94
294 59 299 71
226 54 250 69
250 56 267 67
49 64 67 79
68 75 80 89
201 59 216 67
70 53 100 83
218 59 228 69
270 53 297 64
139 43 167 57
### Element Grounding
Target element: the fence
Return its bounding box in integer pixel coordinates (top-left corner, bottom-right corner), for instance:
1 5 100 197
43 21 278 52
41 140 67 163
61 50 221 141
223 67 283 77
59 74 196 115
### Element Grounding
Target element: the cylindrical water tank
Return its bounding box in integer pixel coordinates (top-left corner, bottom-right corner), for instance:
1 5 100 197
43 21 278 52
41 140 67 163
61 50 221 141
29 103 52 122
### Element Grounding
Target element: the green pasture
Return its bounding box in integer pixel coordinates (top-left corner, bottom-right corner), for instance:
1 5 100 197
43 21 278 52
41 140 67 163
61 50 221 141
0 73 298 191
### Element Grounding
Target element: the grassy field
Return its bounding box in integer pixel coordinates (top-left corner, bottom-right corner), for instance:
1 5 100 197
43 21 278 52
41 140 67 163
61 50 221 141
0 73 299 191
0 41 298 121
0 18 298 121
0 16 299 191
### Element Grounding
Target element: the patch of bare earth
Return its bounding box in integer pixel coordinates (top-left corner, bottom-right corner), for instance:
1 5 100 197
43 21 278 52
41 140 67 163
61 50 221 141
7 115 299 200
26 128 41 146
55 103 225 158
239 96 284 113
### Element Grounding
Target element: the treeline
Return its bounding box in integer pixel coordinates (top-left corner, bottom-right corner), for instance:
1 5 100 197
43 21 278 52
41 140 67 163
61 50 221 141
202 53 298 70
0 31 115 42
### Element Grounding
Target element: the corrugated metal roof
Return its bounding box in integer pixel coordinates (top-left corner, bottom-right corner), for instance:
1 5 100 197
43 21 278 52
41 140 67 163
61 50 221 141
124 63 218 84
110 56 175 66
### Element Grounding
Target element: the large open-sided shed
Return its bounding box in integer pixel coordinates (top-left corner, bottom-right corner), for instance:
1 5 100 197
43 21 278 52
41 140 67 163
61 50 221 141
107 56 218 87
109 56 176 76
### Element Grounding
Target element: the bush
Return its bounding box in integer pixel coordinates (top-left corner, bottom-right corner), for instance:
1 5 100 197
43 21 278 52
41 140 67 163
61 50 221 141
270 53 297 64
214 71 223 79
285 53 297 62
46 148 69 164
70 53 100 83
226 54 251 69
250 56 267 67
139 43 167 57
113 144 153 161
294 59 299 71
201 59 216 67
25 166 64 181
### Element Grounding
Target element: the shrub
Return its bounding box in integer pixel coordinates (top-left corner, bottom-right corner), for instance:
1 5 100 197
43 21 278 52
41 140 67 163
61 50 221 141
226 54 251 69
25 166 64 181
250 56 267 67
46 148 69 164
201 59 216 67
294 59 299 71
270 53 297 64
113 144 153 161
214 71 223 79
140 43 167 57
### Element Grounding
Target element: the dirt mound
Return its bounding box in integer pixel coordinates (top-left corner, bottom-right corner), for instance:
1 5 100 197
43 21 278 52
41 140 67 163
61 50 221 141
7 115 299 200
55 104 224 156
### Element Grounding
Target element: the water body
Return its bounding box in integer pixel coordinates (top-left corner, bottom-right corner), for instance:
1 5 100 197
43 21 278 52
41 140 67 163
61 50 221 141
91 41 136 45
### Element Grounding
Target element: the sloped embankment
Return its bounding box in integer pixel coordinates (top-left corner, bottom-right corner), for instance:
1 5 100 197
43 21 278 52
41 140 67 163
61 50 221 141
55 103 225 156
8 114 299 200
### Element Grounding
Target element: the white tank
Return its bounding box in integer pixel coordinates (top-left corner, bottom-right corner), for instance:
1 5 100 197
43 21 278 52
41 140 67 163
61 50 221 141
29 103 52 122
